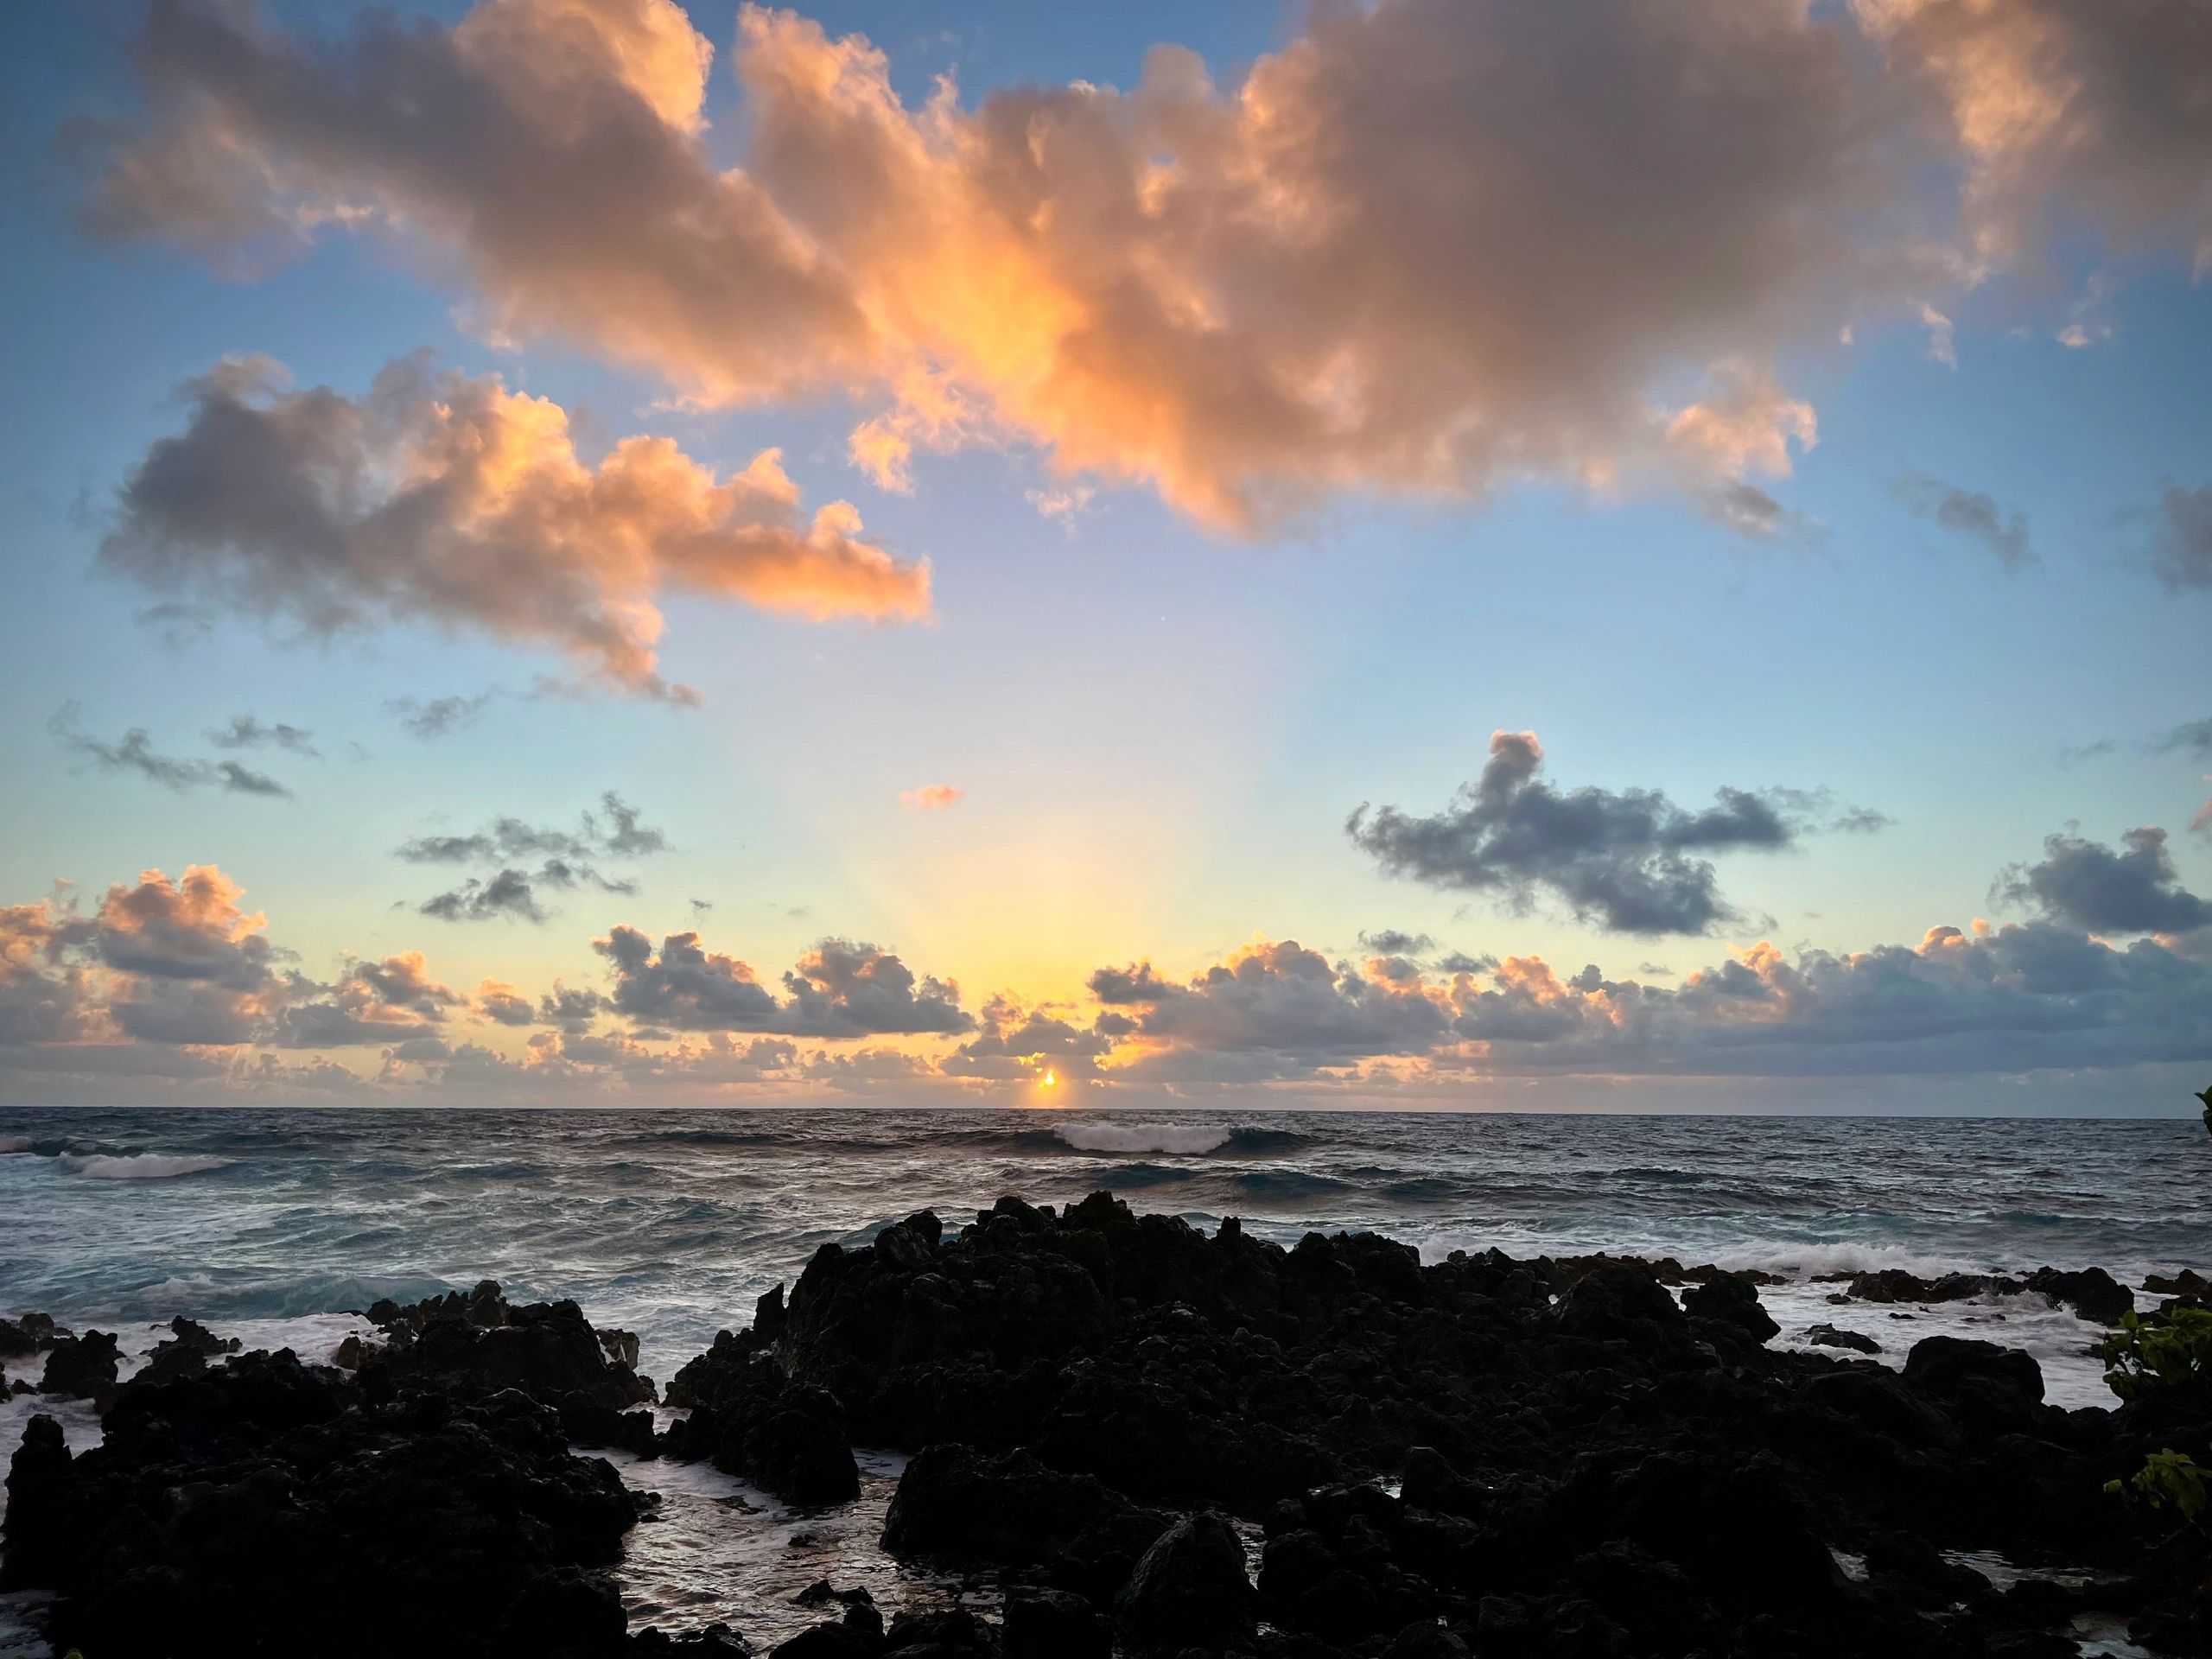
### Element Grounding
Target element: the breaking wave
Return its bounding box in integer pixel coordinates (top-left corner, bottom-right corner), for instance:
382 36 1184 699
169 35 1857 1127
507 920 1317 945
60 1152 234 1180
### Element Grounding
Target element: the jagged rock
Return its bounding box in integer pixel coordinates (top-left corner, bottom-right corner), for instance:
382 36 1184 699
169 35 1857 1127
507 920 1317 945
1002 1588 1109 1659
1806 1323 1882 1354
882 1607 998 1653
0 1317 40 1359
0 1414 71 1588
36 1329 120 1406
364 1285 654 1413
1113 1510 1257 1649
630 1623 753 1655
133 1315 242 1388
2023 1266 2133 1325
1903 1335 2045 1409
662 1330 857 1503
880 1443 1169 1602
1681 1274 1780 1343
16 1349 639 1657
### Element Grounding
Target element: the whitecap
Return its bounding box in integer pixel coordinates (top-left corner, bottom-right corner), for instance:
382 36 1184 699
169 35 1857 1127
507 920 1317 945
0 1135 29 1154
1056 1122 1231 1156
60 1152 233 1180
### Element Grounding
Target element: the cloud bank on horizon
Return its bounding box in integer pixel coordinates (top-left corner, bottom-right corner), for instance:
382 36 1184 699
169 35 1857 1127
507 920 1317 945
4 808 2209 1103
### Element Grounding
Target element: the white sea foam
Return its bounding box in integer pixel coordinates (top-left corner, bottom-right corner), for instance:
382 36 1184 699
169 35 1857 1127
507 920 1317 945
60 1152 233 1180
1056 1123 1231 1155
0 1135 30 1154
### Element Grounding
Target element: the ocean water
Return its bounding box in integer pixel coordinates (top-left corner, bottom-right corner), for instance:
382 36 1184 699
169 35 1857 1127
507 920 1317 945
3 1109 2206 1396
2 1109 2204 1656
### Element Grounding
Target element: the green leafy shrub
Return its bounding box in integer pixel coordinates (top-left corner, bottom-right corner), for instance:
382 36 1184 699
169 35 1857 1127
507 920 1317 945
2102 1307 2212 1403
2105 1449 2209 1522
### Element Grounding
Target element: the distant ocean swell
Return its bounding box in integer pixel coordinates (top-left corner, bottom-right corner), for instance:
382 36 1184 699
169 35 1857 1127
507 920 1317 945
0 1106 2203 1414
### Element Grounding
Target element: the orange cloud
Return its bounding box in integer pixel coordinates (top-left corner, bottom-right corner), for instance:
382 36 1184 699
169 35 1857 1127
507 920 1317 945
900 784 963 810
103 356 931 697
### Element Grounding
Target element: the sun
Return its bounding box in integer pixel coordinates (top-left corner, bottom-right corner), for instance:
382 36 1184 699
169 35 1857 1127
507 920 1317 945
1041 1069 1058 1090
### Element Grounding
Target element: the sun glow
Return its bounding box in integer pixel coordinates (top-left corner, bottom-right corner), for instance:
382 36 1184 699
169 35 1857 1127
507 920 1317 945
1041 1069 1058 1090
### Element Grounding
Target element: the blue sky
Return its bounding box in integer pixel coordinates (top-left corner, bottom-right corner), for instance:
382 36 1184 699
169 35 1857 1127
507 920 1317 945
2 0 2209 1110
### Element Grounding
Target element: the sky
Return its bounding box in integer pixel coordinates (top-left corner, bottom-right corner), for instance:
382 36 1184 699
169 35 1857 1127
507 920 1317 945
1 0 2209 1113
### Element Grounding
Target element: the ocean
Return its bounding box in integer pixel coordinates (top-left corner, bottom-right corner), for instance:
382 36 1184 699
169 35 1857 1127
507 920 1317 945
3 1108 2204 1655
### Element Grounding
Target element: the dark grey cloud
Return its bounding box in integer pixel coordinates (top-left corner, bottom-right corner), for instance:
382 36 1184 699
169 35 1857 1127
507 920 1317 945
1088 940 1452 1079
538 983 610 1036
2154 717 2212 758
1358 930 1434 957
592 926 970 1037
1892 472 2036 571
1997 826 2212 937
420 868 550 925
1088 921 2212 1081
2154 483 2212 591
206 714 318 755
1347 731 1880 936
690 898 714 917
396 793 666 866
401 793 661 921
49 702 291 798
389 692 496 740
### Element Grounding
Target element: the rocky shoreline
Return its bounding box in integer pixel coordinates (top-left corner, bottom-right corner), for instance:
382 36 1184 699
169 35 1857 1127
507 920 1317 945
5 1192 2209 1656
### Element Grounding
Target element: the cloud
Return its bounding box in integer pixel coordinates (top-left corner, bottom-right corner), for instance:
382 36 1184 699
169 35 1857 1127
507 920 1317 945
2154 483 2212 591
941 993 1112 1080
111 0 2212 534
592 925 969 1035
1358 930 1435 957
1346 731 1881 936
100 355 931 698
900 784 963 811
1087 938 1452 1079
474 978 536 1026
1996 825 2212 938
1083 923 2212 1080
273 953 459 1047
400 793 664 920
690 898 714 917
389 691 498 740
1892 472 2037 571
420 869 552 924
205 714 318 755
1853 0 2212 276
2155 718 2212 758
49 702 291 797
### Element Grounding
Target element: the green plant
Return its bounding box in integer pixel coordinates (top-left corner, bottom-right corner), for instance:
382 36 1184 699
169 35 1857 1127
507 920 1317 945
2102 1307 2212 1403
2106 1449 2210 1522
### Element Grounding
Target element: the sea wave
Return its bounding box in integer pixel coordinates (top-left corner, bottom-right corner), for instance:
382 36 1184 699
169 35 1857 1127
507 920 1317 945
60 1152 234 1180
1056 1123 1233 1155
0 1135 29 1154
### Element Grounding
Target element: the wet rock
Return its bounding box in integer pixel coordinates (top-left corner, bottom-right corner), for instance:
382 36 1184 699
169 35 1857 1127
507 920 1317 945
1903 1335 2045 1409
0 1317 40 1359
1002 1588 1109 1659
630 1623 753 1655
768 1626 873 1657
134 1315 242 1387
882 1607 1000 1654
663 1330 858 1503
1680 1274 1780 1343
880 1443 1169 1603
22 1348 639 1656
36 1329 120 1406
2023 1265 2133 1325
365 1285 654 1414
2144 1268 2208 1298
1554 1263 1688 1344
1847 1268 2010 1305
0 1414 72 1588
1113 1510 1257 1649
1806 1323 1882 1354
